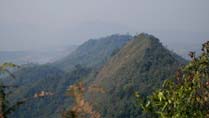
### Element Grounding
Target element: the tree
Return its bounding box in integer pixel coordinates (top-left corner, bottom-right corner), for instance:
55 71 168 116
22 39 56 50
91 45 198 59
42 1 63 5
0 63 55 118
136 41 209 118
0 63 22 118
62 82 105 118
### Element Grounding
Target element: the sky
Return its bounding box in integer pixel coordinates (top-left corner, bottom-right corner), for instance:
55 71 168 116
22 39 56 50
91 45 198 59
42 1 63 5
0 0 209 51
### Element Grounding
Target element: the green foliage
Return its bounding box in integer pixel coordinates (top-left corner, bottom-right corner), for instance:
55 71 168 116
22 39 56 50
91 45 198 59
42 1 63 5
0 63 19 79
137 41 209 118
8 65 92 118
0 62 21 118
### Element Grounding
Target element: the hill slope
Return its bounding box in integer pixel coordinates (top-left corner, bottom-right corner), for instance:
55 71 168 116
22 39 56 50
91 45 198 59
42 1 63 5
85 33 186 118
7 34 132 118
8 65 91 118
55 34 132 71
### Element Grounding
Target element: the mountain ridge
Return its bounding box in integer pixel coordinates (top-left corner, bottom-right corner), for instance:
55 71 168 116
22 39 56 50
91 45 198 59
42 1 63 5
54 34 132 71
7 34 133 118
4 33 187 118
85 33 186 118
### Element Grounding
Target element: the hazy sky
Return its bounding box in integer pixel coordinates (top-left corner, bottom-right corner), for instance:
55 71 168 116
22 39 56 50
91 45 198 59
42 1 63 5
0 0 209 51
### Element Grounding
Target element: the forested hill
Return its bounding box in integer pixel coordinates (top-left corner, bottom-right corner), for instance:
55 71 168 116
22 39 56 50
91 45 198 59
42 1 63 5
84 33 186 118
7 34 132 118
54 34 132 71
5 33 187 118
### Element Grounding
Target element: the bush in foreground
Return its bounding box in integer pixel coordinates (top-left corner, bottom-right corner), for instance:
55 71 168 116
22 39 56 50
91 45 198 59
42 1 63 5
136 41 209 118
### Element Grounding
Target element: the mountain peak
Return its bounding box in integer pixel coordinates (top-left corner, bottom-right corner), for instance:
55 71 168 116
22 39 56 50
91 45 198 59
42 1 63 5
134 33 160 44
54 34 132 71
86 34 185 118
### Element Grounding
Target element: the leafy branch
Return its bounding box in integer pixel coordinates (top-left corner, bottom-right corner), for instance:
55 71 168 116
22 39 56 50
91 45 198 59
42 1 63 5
136 41 209 118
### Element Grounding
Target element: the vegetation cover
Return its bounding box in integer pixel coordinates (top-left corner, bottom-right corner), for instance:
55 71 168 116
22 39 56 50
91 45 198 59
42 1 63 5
6 34 132 118
83 33 186 118
137 41 209 118
0 63 23 118
2 34 206 118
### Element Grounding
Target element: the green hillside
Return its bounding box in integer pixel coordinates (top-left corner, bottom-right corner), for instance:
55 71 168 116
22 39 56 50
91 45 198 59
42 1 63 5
8 65 91 118
7 34 132 118
54 34 132 71
84 33 186 118
4 33 187 118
